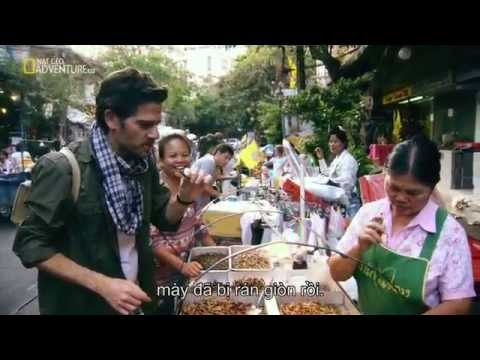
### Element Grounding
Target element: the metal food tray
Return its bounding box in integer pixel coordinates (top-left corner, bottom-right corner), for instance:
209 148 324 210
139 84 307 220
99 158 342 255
283 269 333 293
190 271 229 287
268 292 360 315
187 271 273 297
180 294 267 315
228 271 273 297
189 246 230 273
228 271 274 286
230 245 274 272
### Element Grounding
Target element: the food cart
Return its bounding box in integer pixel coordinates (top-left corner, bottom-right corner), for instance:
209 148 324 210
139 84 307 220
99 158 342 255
180 243 360 315
182 137 361 315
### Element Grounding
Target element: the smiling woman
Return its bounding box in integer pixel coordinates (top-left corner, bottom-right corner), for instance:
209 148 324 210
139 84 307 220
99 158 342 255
150 133 216 314
328 134 476 315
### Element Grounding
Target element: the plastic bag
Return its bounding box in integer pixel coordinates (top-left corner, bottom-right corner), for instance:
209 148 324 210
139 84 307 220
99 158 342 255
281 177 328 207
282 227 300 243
308 212 327 248
304 178 347 204
326 206 347 249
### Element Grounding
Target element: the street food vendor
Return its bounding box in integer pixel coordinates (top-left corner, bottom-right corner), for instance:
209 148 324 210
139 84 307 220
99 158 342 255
193 143 234 209
270 145 289 177
328 135 476 315
314 126 359 216
150 133 217 313
263 145 289 188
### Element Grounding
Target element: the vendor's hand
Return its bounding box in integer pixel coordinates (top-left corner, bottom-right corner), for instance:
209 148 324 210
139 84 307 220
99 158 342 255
96 276 151 315
315 147 324 159
178 168 214 203
180 261 203 278
358 221 386 252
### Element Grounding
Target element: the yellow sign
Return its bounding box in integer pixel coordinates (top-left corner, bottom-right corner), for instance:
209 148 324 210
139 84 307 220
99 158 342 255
23 58 36 74
239 140 263 170
392 109 402 143
288 56 297 89
382 87 412 105
22 57 96 75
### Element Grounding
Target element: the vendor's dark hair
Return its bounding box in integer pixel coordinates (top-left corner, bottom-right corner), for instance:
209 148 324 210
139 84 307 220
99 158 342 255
158 133 192 160
96 67 168 133
329 126 348 148
386 134 441 189
275 145 285 157
214 143 234 157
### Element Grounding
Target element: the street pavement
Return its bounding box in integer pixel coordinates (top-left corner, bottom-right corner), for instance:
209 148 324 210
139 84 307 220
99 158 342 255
0 219 39 315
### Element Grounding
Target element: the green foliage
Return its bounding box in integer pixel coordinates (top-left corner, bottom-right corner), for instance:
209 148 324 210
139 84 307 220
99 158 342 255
285 77 374 176
257 101 282 144
99 46 196 128
185 90 224 135
286 79 363 144
1 46 197 150
0 59 63 147
349 145 377 177
215 46 280 137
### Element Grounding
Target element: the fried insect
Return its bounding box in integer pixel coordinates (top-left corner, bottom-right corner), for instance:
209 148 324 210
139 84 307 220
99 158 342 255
182 299 258 315
192 253 229 270
371 213 387 244
232 251 270 269
232 277 266 292
280 302 341 315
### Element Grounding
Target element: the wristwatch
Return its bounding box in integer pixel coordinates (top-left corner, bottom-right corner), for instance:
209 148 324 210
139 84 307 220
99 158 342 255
177 193 194 206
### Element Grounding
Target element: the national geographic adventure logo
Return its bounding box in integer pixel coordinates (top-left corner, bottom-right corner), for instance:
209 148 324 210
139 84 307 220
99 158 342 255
23 57 96 75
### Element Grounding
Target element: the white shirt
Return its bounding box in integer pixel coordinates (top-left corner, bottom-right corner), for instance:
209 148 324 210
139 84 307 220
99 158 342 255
318 150 358 200
193 154 217 210
223 158 235 175
117 231 138 282
272 156 288 177
11 151 34 172
193 154 217 178
222 158 237 195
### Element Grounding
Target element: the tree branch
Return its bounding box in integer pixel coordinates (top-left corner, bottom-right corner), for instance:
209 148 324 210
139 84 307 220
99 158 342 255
308 45 386 82
308 45 341 81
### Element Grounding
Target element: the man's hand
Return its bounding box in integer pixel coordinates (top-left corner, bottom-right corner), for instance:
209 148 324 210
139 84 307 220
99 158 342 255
96 276 152 315
177 167 214 203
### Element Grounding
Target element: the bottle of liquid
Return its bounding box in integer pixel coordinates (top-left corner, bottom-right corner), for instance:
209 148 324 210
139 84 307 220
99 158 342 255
292 252 308 270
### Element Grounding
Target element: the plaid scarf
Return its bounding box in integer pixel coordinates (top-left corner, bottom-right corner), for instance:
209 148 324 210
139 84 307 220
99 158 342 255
90 122 149 235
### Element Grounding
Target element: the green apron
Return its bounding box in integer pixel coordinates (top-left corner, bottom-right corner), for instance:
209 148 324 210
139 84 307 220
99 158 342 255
353 208 448 315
